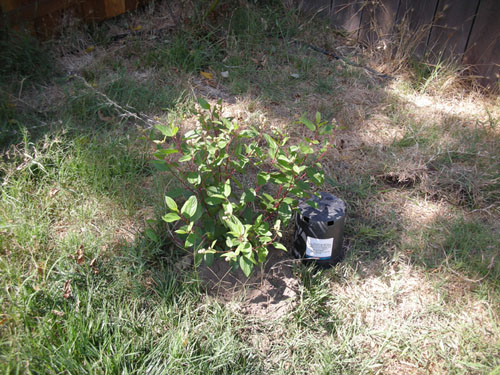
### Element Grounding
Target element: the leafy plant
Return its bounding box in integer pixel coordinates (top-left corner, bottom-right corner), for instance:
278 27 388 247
153 99 333 276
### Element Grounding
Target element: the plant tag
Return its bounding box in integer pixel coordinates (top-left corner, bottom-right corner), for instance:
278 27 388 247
305 237 333 259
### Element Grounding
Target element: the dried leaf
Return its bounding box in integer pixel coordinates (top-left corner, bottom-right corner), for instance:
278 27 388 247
37 264 45 276
85 45 95 53
200 71 213 80
76 245 85 265
90 257 99 275
488 256 496 270
98 110 114 122
131 25 142 31
49 188 60 198
63 280 72 299
52 310 64 317
0 318 6 326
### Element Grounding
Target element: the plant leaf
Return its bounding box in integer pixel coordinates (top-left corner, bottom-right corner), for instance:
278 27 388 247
239 255 253 277
200 71 213 80
165 196 178 212
163 213 181 222
198 97 210 109
181 195 198 218
224 179 231 197
300 114 316 131
145 228 158 242
274 242 287 251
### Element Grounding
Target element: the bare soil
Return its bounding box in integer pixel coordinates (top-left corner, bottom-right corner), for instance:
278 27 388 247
198 246 301 318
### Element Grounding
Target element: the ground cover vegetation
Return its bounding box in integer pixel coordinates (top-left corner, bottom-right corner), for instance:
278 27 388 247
1 1 499 373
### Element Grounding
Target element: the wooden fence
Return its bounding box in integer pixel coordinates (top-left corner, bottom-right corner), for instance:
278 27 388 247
1 0 498 87
299 0 500 88
0 0 147 35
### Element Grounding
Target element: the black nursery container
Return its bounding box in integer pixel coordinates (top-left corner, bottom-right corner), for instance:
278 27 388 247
293 192 346 266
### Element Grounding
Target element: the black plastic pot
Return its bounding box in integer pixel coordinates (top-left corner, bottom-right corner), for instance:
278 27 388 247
293 192 346 266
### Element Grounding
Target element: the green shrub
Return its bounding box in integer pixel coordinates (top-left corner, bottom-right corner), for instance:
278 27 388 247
152 99 333 275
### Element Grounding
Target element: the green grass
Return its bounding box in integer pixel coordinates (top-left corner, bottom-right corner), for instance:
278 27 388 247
0 31 58 85
1 1 499 373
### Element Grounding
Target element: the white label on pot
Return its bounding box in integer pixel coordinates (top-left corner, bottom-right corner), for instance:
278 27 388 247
305 237 333 259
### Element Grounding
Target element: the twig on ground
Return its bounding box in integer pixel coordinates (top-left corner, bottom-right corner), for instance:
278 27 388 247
70 74 159 129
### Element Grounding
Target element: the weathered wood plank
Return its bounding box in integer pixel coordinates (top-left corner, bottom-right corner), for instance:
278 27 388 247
104 0 126 19
331 0 363 34
1 0 78 27
358 0 400 44
427 0 479 59
395 0 438 56
463 0 500 89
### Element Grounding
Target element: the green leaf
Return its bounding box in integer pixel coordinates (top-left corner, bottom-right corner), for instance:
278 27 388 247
175 224 189 234
155 123 178 137
225 216 245 237
241 188 256 203
257 247 268 263
278 203 292 224
145 228 158 242
306 167 324 185
150 160 169 171
178 154 192 162
257 172 270 186
163 212 181 222
223 202 233 215
315 112 321 124
318 123 333 135
203 252 215 266
205 196 224 205
236 242 252 256
154 148 178 158
187 172 201 185
181 196 198 218
300 114 316 131
263 134 277 150
165 196 178 212
299 142 314 154
224 179 231 197
185 232 199 248
198 97 210 110
194 249 203 267
293 164 306 174
274 242 287 251
262 193 274 203
239 255 253 277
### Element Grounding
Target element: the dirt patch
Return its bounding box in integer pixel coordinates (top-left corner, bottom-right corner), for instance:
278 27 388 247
198 247 300 319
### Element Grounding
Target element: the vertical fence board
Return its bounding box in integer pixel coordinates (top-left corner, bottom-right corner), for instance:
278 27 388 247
3 0 79 27
358 0 400 44
427 0 479 59
81 0 105 21
331 0 363 34
1 0 141 32
104 0 125 19
463 0 500 88
396 0 438 56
